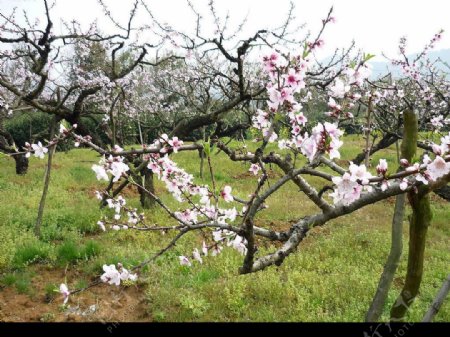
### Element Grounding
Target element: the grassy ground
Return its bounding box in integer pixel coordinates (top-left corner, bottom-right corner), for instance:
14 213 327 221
0 135 448 321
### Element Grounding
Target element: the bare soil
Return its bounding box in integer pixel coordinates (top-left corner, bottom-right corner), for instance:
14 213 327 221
0 266 151 322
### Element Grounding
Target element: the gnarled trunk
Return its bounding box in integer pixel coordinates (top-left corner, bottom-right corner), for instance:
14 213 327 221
14 153 29 175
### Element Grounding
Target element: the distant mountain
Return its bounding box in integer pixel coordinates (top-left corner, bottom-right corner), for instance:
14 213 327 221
368 48 450 79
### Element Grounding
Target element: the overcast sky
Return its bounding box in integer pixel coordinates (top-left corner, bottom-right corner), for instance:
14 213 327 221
1 0 450 61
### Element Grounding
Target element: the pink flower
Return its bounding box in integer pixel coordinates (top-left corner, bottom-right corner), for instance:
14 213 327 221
168 137 183 153
426 156 450 181
330 173 363 206
283 68 305 91
300 136 318 162
220 186 233 202
399 178 409 191
175 209 198 224
376 159 388 175
295 112 308 126
249 164 260 175
179 256 191 267
432 143 443 156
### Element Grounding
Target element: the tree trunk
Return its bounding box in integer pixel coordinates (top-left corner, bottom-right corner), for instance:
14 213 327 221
14 153 29 175
35 116 57 237
199 148 205 179
390 188 432 321
366 109 417 321
422 274 450 322
433 185 450 201
365 194 405 321
138 167 155 209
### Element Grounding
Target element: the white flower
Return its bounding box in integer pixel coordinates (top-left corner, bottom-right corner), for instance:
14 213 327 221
59 283 70 304
59 124 67 134
202 241 208 256
431 115 444 130
101 264 121 286
328 78 350 98
211 245 223 256
178 256 191 267
426 156 450 181
330 173 363 206
399 178 409 191
228 235 248 255
192 248 203 264
300 136 318 162
381 180 390 191
31 142 48 159
97 221 106 231
212 230 224 242
92 164 109 181
349 162 372 185
109 160 129 182
222 207 237 222
415 174 428 185
278 139 289 150
119 268 137 282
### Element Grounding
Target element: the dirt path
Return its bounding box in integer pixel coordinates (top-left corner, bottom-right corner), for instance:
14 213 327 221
0 266 151 322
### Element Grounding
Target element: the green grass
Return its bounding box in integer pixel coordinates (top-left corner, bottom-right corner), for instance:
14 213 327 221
0 136 448 321
13 242 51 267
0 271 34 295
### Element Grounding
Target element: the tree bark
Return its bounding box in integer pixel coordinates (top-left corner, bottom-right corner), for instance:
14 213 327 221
138 167 155 209
13 153 29 175
199 148 205 179
35 116 57 237
433 185 450 201
366 109 417 321
366 194 405 321
422 274 450 322
390 188 432 321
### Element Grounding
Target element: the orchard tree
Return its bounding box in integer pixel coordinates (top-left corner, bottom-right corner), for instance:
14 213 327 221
1 0 449 322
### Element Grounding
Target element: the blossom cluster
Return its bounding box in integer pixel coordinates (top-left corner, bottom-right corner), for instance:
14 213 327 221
91 146 130 183
179 231 248 267
100 263 138 286
330 132 450 206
